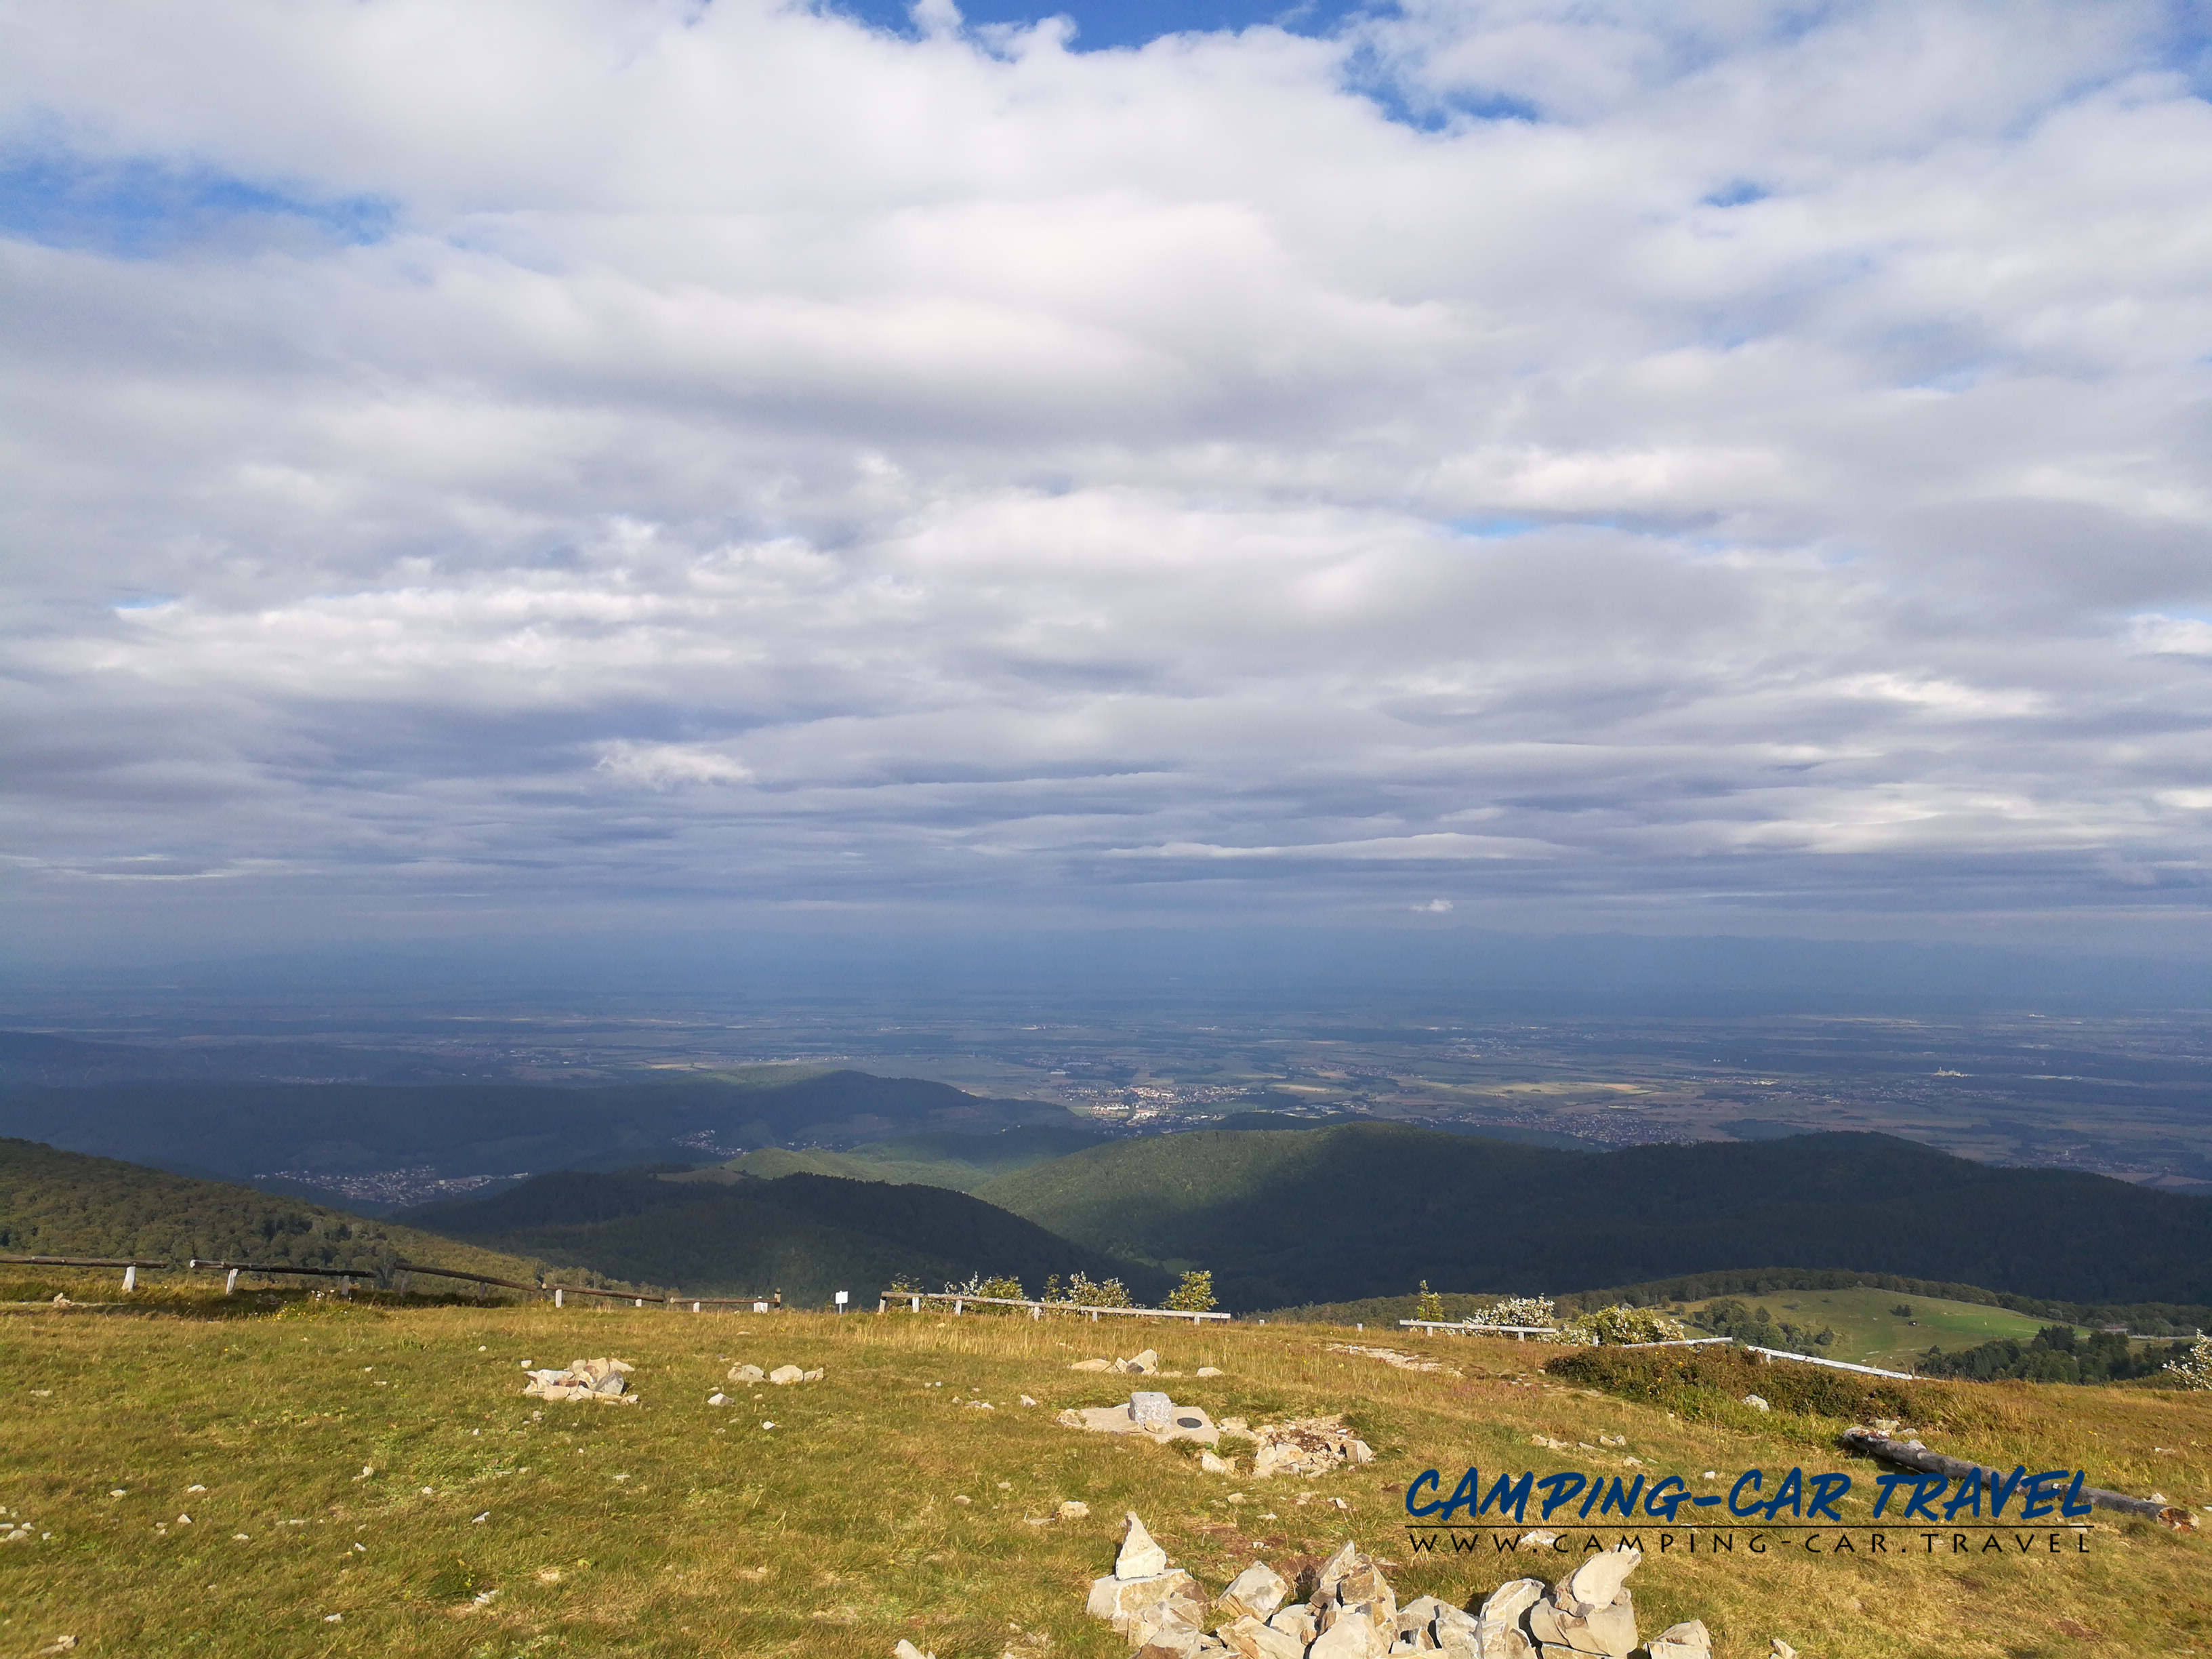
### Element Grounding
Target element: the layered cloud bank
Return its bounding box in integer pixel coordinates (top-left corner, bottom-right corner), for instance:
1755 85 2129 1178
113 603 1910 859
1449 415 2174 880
5 0 2212 953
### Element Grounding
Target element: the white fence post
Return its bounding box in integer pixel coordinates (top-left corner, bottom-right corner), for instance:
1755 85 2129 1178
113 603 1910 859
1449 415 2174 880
122 1265 136 1292
554 1288 564 1307
224 1268 240 1295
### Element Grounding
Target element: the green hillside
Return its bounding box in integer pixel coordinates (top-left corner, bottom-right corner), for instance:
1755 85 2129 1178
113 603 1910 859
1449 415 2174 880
974 1123 2212 1310
0 1137 544 1285
398 1169 1168 1307
0 1069 1080 1192
701 1124 1107 1192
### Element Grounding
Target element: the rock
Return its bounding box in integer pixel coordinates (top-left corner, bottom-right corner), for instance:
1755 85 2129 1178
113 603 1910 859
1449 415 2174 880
1132 1391 1175 1429
1647 1620 1712 1659
1058 1500 1090 1520
1561 1546 1641 1612
1480 1634 1536 1659
1250 1416 1374 1478
1274 1610 1318 1654
1313 1540 1396 1624
1309 1613 1385 1659
1528 1592 1637 1656
803 1368 824 1382
769 1365 807 1385
707 1393 729 1406
1392 1595 1457 1652
1118 1512 1172 1579
1130 1595 1212 1656
893 1641 936 1659
1201 1450 1237 1475
1769 1643 1797 1659
1088 1570 1205 1634
1742 1394 1770 1412
1127 1349 1162 1374
1476 1578 1545 1639
1071 1358 1115 1372
1197 1366 1225 1377
523 1357 640 1405
1063 1402 1221 1445
1217 1561 1289 1622
1219 1614 1306 1659
728 1364 765 1384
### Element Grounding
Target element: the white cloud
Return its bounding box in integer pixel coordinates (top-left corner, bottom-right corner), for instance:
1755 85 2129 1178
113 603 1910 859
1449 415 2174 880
5 0 2212 953
594 741 754 790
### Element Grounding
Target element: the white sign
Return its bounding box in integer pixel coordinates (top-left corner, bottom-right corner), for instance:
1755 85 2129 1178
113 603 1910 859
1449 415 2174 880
834 1291 849 1307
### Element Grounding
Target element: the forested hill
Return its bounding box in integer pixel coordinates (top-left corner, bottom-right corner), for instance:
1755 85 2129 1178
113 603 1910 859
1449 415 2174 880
0 1069 1078 1189
400 1169 1168 1307
973 1124 2212 1311
0 1138 543 1282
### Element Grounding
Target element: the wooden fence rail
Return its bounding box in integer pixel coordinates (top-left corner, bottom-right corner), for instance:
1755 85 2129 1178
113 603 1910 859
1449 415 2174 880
1398 1319 1559 1340
878 1289 1230 1324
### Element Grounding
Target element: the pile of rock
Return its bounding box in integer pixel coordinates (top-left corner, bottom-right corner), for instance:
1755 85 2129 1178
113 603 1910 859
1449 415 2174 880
523 1357 639 1404
709 1362 821 1403
1082 1515 1748 1659
1248 1415 1376 1479
1073 1349 1166 1375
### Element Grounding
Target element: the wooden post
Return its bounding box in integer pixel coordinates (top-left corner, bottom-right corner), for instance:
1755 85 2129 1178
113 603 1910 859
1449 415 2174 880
224 1268 240 1295
554 1288 564 1307
1090 1309 1099 1322
1031 1303 1040 1321
122 1265 136 1291
953 1298 964 1315
693 1301 701 1313
909 1295 921 1313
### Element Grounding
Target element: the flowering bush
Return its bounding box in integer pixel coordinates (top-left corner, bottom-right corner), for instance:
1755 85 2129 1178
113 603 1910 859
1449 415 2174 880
2163 1334 2212 1390
1557 1305 1689 1347
1465 1295 1557 1330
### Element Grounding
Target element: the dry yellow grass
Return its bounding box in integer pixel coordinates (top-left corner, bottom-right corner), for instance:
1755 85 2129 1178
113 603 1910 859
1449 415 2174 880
0 1301 2207 1658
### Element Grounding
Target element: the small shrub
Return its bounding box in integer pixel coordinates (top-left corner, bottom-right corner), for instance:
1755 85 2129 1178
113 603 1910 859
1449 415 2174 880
1414 1280 1446 1322
1546 1344 1944 1424
1166 1270 1217 1313
1557 1305 1688 1346
1059 1273 1132 1309
945 1273 1025 1301
1891 1303 1914 1317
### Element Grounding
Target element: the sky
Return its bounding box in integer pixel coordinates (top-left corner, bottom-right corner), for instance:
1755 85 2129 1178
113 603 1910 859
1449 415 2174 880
7 0 2212 985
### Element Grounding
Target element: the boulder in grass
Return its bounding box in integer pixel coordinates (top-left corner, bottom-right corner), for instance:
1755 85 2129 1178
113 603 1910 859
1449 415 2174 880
728 1364 765 1385
769 1365 807 1385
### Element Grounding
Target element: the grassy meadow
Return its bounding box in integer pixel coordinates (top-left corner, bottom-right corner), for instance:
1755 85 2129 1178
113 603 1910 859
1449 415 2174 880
1675 1288 2064 1370
1 1294 2208 1658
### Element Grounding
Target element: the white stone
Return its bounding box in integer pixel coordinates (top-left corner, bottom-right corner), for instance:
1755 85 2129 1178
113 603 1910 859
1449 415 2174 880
1561 1544 1641 1611
769 1365 806 1385
1117 1513 1170 1580
1742 1394 1770 1412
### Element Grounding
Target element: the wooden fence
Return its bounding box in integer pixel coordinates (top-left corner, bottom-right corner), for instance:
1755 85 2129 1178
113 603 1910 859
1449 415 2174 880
3 1252 780 1311
879 1288 1230 1324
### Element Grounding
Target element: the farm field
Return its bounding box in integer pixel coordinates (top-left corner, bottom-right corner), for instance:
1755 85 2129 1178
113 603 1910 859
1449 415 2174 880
0 1298 2208 1658
1677 1289 2067 1371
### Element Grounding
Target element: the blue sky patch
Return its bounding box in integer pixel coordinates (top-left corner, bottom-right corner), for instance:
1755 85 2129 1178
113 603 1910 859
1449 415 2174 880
0 153 395 258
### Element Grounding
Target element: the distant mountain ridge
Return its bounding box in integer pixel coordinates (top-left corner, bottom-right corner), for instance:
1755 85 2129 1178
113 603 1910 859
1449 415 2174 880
0 1137 544 1284
0 1069 1079 1195
972 1122 2212 1310
399 1168 1167 1306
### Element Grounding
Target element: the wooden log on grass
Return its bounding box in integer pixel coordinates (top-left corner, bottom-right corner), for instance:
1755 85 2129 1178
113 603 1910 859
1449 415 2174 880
1840 1427 2195 1528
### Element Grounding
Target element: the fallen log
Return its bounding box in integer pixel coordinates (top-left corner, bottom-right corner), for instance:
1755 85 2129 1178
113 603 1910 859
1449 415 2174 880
1840 1427 2195 1530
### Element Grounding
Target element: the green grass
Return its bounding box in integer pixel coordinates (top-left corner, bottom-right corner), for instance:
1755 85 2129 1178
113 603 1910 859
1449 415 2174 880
1679 1288 2078 1370
1 1304 2208 1658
